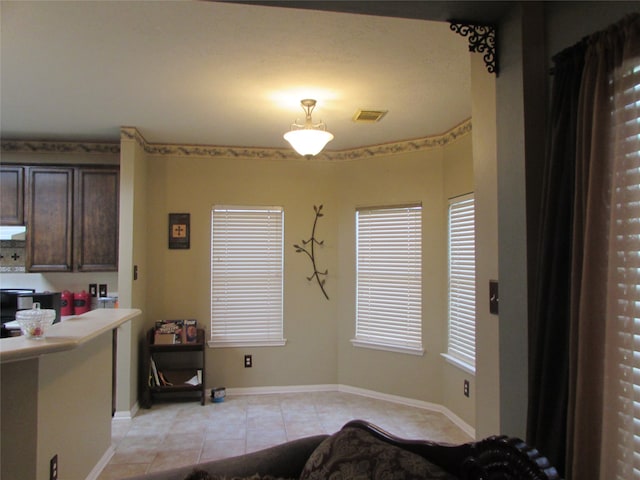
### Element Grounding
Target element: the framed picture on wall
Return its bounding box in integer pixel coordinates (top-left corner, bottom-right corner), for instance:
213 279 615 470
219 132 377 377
168 213 190 249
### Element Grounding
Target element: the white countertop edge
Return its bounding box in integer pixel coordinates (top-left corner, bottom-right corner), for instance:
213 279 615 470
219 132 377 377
0 308 142 364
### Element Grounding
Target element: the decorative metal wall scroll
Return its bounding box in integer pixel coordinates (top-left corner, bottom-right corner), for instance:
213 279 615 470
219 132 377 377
449 21 498 76
294 205 329 300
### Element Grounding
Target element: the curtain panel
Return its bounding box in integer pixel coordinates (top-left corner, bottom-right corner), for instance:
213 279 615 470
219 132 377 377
528 13 639 480
527 42 585 476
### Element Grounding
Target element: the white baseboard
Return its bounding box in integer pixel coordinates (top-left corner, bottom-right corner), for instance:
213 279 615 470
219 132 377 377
113 401 140 420
336 385 476 438
226 384 337 396
85 445 115 480
225 384 475 438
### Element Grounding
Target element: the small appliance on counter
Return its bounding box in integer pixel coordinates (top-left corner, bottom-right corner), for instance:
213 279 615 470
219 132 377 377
0 289 62 337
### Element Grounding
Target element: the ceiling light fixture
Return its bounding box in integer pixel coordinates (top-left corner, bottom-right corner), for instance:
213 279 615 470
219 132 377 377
284 99 334 157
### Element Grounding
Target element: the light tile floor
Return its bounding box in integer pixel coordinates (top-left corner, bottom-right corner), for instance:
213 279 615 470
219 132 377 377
98 391 473 479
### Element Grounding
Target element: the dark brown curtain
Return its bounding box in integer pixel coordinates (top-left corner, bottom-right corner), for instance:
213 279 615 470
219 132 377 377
527 42 585 477
528 13 640 479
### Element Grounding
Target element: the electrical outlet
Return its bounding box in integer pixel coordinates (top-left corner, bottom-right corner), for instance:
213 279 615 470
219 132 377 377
50 454 58 480
464 380 470 398
244 354 252 368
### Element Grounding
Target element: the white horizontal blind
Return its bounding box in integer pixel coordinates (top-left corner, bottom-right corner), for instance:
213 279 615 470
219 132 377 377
447 194 476 368
210 206 284 346
601 62 640 480
354 205 423 353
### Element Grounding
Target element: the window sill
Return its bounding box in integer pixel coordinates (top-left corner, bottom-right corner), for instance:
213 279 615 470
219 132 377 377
208 339 287 348
441 353 476 375
351 339 424 356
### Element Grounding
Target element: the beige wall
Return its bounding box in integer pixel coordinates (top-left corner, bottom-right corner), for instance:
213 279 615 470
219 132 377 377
38 334 112 480
1 358 38 480
336 149 446 404
441 133 475 427
143 155 341 388
471 50 500 438
118 132 149 414
138 132 473 422
0 334 113 480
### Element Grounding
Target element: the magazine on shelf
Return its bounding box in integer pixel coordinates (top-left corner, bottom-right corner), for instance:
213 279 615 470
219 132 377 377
154 320 185 344
184 319 198 343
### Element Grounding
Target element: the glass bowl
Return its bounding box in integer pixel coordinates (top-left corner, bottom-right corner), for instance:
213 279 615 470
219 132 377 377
16 303 56 339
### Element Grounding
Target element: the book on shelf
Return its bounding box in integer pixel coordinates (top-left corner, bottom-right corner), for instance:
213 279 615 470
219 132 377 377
158 371 173 386
150 357 160 386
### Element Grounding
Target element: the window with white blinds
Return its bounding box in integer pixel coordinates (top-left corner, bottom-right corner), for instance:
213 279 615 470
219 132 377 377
446 194 476 370
601 62 640 480
210 206 285 347
353 204 423 355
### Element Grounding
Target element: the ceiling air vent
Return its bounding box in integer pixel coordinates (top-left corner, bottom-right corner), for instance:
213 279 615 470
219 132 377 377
352 109 388 123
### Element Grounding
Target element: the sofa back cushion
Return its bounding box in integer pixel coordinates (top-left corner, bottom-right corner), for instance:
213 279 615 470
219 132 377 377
299 427 458 480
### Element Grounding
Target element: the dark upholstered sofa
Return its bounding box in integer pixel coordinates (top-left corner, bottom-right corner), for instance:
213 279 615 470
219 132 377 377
126 419 561 480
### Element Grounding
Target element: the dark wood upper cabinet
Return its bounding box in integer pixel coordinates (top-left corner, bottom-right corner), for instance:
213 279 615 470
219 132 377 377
26 167 74 272
74 168 119 272
25 165 119 272
0 166 25 225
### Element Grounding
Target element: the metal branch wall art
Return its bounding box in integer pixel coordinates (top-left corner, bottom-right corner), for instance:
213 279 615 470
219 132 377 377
294 205 329 300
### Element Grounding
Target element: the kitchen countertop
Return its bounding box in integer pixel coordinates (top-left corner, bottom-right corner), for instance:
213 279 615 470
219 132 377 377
0 308 141 364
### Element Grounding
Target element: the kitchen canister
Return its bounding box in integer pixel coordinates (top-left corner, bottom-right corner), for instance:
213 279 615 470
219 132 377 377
73 290 91 315
61 290 74 316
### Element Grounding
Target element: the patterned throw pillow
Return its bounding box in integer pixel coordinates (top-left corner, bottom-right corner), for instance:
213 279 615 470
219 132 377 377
299 427 459 480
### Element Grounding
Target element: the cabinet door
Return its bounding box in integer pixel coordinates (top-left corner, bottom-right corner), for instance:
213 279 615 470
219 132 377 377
74 168 119 271
26 167 74 272
0 166 25 225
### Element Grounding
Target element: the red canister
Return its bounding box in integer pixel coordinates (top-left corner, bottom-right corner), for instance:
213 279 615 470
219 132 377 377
73 290 91 315
61 290 74 316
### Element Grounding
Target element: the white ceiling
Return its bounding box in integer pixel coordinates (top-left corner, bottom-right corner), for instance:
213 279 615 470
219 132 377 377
1 0 475 152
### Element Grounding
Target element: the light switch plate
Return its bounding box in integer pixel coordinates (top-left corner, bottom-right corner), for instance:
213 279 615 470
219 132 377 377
489 280 499 315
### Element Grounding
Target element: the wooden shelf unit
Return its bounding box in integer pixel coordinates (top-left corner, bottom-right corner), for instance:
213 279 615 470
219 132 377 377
142 327 205 408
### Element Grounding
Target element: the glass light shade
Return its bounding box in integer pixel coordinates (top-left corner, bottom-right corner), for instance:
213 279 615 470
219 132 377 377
284 129 334 157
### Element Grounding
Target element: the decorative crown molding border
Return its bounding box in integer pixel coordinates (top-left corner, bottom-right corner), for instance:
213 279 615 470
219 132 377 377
1 140 120 155
326 119 472 161
120 119 472 161
2 119 471 161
